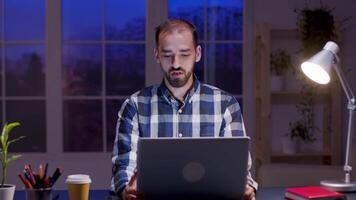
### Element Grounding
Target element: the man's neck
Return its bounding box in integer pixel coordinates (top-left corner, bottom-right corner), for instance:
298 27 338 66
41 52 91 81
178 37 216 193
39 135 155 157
165 77 194 102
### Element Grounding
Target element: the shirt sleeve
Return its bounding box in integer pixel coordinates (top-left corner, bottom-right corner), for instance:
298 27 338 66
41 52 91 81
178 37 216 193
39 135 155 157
221 96 259 191
111 97 140 195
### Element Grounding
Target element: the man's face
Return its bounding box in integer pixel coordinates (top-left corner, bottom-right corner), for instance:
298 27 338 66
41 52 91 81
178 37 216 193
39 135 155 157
155 29 201 88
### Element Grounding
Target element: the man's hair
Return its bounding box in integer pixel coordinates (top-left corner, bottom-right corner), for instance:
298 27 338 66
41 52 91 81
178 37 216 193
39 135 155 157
155 19 198 47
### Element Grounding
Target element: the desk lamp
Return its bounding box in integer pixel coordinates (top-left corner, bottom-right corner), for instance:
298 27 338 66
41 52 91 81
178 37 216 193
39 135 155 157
301 41 356 192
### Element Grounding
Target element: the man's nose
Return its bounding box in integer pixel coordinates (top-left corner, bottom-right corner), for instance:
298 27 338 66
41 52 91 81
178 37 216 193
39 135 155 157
171 55 180 69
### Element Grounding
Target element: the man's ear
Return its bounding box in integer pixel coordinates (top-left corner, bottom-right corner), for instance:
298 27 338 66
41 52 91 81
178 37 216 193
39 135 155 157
195 45 202 62
154 48 160 63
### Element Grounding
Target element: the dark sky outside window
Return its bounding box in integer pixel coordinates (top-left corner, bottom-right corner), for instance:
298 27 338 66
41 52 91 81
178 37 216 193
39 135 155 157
6 100 46 152
5 45 45 96
106 44 145 95
62 0 102 40
0 2 2 37
63 100 103 152
207 3 243 40
106 0 145 41
5 0 45 40
62 1 146 152
62 45 102 96
207 44 242 94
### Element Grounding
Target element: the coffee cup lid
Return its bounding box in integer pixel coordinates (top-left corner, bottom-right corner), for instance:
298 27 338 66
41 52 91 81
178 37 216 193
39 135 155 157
65 174 92 184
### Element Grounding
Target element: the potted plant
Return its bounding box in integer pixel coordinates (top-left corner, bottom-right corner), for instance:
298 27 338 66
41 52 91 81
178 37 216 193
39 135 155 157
0 122 25 200
270 49 292 91
296 6 338 58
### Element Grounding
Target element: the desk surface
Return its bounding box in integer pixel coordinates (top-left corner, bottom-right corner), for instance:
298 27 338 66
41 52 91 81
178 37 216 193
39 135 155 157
15 190 115 200
15 187 356 200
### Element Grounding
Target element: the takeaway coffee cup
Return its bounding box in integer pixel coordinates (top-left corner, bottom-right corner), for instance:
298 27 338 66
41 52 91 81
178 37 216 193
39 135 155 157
65 174 92 200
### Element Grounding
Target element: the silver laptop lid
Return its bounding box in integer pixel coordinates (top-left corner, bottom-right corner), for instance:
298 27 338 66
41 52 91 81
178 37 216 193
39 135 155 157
137 137 250 200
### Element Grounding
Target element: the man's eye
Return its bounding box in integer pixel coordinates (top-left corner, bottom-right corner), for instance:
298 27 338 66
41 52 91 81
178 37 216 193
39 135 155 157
162 55 172 58
181 54 190 57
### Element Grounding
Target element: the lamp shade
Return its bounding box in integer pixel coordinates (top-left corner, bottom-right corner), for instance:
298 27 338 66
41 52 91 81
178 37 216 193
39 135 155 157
301 41 339 84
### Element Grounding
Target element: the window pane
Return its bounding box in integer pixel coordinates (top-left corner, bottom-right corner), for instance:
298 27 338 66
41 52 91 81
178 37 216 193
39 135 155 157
207 43 242 94
62 44 102 96
6 100 46 152
106 0 145 41
62 0 102 40
207 0 243 40
168 0 204 40
106 99 125 152
106 44 145 95
5 0 45 40
63 100 103 152
0 1 2 37
5 45 45 96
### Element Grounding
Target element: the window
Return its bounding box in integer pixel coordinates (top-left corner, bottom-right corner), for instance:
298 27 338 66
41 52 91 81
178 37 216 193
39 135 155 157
1 0 46 152
61 0 146 152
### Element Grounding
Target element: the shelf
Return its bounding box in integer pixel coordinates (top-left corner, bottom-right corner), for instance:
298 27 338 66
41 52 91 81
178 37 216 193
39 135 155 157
254 23 342 176
270 153 331 165
271 152 330 157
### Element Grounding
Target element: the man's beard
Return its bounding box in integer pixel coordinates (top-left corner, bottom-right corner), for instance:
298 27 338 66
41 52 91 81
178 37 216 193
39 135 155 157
165 67 193 88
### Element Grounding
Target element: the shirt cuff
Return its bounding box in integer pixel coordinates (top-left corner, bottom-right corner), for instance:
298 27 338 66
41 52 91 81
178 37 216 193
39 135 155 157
247 176 258 191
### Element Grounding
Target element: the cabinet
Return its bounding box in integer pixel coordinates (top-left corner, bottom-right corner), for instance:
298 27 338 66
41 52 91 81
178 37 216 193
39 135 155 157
253 23 342 175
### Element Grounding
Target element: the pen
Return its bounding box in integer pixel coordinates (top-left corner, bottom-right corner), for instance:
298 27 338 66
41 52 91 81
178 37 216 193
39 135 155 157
25 165 36 186
37 164 44 179
43 162 48 180
18 174 30 189
50 168 62 186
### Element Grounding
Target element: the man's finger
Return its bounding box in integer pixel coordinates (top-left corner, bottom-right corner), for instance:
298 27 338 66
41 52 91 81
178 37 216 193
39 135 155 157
128 171 138 186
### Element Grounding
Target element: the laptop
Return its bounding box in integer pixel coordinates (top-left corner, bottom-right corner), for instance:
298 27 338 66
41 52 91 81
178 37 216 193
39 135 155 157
137 137 250 200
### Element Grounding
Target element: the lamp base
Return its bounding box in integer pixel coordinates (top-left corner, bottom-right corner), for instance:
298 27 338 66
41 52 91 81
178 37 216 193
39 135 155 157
320 180 356 192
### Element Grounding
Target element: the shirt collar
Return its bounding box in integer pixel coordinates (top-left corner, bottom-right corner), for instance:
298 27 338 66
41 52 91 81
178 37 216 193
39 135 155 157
158 74 200 105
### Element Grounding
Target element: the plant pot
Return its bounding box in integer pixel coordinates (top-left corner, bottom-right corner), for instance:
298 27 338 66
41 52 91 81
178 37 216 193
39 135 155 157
281 136 299 154
271 75 284 91
0 184 15 200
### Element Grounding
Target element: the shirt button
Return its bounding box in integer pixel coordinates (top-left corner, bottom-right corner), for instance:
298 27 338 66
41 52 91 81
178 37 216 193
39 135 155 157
178 133 183 137
178 109 182 114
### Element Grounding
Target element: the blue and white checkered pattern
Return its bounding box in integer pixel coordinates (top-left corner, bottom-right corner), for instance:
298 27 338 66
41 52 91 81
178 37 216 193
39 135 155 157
111 78 257 194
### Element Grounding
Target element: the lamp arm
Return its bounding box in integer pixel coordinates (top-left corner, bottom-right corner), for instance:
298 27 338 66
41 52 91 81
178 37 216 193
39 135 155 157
332 59 355 183
332 58 355 103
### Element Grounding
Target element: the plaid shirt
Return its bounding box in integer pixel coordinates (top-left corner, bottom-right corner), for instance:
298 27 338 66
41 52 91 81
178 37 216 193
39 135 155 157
111 78 258 195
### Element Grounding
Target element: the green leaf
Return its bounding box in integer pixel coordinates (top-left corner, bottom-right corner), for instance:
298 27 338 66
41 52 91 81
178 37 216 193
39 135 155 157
7 136 25 146
7 154 22 163
1 122 20 146
5 122 20 136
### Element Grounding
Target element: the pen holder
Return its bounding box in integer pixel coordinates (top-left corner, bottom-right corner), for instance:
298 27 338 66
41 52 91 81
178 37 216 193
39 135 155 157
25 188 52 200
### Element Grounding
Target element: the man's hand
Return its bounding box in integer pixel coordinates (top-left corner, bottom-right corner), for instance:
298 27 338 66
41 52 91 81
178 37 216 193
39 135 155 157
122 172 144 200
242 184 256 200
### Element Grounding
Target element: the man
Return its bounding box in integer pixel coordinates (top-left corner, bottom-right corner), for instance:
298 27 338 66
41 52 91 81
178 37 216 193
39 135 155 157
111 19 257 200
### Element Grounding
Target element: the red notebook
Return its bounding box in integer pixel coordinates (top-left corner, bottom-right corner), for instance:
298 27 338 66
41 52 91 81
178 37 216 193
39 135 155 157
285 186 346 200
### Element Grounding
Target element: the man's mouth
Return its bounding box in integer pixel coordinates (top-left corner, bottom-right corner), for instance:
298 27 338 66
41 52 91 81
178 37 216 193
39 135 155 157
170 71 184 77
